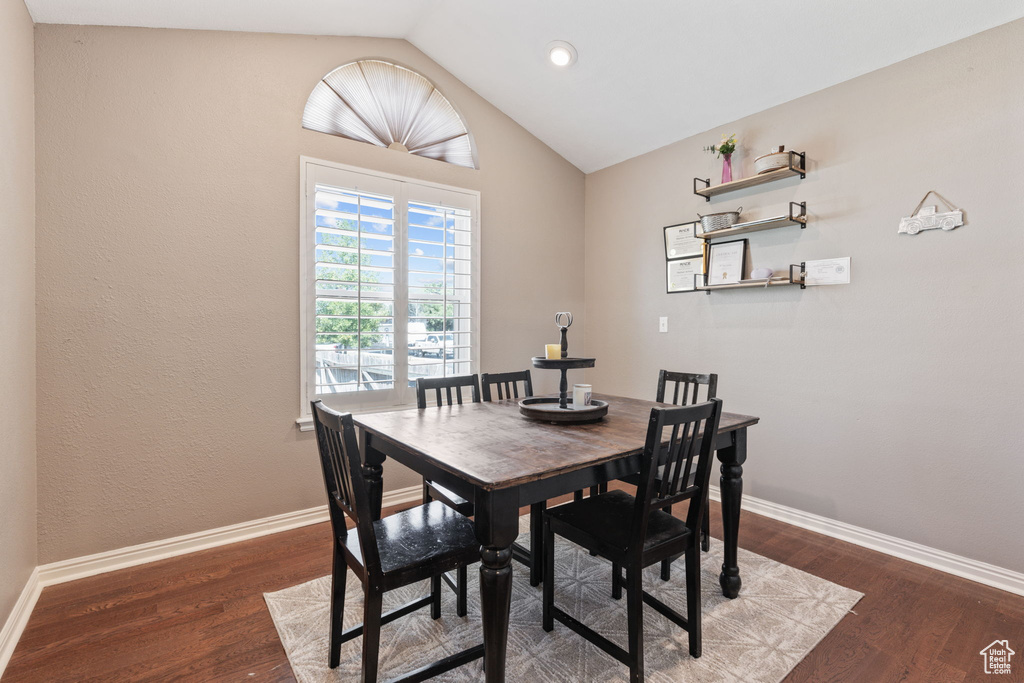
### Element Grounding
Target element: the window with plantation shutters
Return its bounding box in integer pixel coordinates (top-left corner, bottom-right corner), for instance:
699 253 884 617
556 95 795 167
300 159 480 414
313 186 397 394
406 201 473 383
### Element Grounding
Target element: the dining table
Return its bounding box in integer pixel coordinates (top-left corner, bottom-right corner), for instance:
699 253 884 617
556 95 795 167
354 393 759 682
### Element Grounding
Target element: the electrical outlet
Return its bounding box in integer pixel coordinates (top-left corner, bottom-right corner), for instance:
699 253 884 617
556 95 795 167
659 317 668 333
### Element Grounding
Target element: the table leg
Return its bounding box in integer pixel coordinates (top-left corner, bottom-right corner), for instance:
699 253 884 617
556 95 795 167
474 488 519 682
529 501 545 587
363 437 386 521
717 427 747 599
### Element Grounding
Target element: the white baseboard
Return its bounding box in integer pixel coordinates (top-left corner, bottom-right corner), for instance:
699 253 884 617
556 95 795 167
709 486 1024 597
37 484 423 588
0 568 41 678
1 485 423 676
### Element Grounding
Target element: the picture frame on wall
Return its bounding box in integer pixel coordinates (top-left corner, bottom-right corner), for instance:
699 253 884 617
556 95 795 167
666 255 704 293
663 221 703 260
706 238 748 286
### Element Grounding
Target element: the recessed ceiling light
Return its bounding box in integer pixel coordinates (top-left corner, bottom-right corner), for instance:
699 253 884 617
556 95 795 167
547 41 577 67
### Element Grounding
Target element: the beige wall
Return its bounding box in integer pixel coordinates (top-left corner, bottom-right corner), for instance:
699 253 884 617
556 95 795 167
34 26 585 563
585 19 1024 572
0 0 37 623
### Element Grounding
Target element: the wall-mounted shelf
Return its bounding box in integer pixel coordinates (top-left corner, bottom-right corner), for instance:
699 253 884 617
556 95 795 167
696 202 807 240
698 263 806 294
693 151 806 202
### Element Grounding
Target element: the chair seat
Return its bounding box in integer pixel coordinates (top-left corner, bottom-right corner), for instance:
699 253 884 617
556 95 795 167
340 501 479 585
546 490 692 563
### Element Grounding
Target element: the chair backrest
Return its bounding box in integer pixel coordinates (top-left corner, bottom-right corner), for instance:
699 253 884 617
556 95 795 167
481 370 533 402
416 374 481 408
630 399 723 557
310 400 382 574
656 370 718 406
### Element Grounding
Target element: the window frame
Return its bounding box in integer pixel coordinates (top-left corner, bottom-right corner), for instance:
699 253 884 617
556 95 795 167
297 156 481 428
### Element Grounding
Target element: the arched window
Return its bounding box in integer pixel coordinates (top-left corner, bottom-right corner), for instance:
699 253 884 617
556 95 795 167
303 60 477 169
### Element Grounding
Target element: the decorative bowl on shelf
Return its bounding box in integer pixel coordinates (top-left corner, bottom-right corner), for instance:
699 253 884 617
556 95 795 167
754 149 791 175
697 208 742 232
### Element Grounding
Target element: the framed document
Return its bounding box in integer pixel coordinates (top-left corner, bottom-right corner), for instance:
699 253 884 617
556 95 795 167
706 239 747 286
804 257 851 286
666 256 703 293
663 222 702 260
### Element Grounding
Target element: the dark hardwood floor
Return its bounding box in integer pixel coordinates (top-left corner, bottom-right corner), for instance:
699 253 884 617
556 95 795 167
6 490 1023 682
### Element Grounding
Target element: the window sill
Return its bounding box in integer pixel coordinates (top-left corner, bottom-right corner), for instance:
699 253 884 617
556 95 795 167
296 402 416 431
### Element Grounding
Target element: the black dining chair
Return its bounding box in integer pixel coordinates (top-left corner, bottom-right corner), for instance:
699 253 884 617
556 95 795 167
480 370 551 586
655 371 717 560
310 400 484 681
615 370 717 583
542 398 723 683
480 370 534 402
420 372 549 587
416 374 481 616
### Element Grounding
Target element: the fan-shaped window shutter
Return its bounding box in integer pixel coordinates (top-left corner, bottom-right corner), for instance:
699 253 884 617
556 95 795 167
303 60 476 169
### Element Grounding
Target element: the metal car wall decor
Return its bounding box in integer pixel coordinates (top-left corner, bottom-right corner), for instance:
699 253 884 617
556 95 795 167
898 190 964 235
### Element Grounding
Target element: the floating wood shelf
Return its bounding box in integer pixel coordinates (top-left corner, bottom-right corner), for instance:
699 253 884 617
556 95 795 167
693 151 806 201
698 279 799 291
696 202 807 240
698 264 806 293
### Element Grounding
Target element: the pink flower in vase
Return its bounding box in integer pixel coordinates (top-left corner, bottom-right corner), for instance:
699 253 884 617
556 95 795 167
704 133 738 184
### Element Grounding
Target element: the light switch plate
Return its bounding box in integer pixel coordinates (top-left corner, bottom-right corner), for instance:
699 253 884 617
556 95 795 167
659 317 668 333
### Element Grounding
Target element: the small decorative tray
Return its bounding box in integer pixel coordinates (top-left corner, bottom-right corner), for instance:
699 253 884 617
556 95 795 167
519 397 608 424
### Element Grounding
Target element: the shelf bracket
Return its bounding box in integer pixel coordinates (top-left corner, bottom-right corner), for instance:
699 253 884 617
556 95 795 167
693 177 711 202
793 262 807 289
789 201 808 227
790 151 807 179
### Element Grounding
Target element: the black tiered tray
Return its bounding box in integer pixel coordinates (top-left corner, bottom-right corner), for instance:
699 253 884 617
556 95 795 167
520 356 606 424
519 397 609 424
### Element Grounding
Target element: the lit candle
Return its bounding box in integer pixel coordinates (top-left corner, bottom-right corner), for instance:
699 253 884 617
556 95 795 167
545 344 561 360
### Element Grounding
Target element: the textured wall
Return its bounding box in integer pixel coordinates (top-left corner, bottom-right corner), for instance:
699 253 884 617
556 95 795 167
34 27 585 563
0 0 37 624
585 20 1024 572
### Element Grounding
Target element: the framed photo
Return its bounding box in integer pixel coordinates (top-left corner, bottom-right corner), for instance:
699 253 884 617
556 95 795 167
666 255 704 293
663 222 702 260
706 239 747 286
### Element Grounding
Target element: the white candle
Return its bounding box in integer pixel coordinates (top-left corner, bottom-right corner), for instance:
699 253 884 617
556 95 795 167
573 384 592 409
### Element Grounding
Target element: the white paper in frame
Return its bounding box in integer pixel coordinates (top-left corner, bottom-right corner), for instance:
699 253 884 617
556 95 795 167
664 222 702 260
706 239 747 286
667 256 703 293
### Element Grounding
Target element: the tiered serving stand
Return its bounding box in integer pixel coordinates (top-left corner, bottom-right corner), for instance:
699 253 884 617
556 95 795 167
519 313 608 424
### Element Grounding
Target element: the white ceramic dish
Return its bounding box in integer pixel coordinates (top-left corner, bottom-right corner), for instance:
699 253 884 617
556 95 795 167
753 151 791 175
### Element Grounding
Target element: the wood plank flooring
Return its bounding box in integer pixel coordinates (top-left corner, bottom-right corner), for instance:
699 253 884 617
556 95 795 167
6 491 1023 681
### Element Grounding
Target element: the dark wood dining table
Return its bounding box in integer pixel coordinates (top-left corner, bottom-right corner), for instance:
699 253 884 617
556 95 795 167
354 393 759 683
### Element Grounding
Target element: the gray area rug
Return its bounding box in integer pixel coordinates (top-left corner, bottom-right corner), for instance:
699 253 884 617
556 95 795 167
265 518 861 682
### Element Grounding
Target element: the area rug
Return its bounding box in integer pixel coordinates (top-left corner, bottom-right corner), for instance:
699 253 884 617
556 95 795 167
265 518 861 682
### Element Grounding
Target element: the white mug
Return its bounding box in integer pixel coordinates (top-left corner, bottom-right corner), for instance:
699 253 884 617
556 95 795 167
572 384 592 409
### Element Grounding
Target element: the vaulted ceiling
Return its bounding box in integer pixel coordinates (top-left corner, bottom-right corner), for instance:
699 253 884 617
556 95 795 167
24 0 1024 172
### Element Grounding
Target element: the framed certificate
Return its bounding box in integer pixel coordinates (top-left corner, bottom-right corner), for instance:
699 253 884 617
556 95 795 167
663 222 702 260
804 257 851 286
666 256 703 293
706 239 747 286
